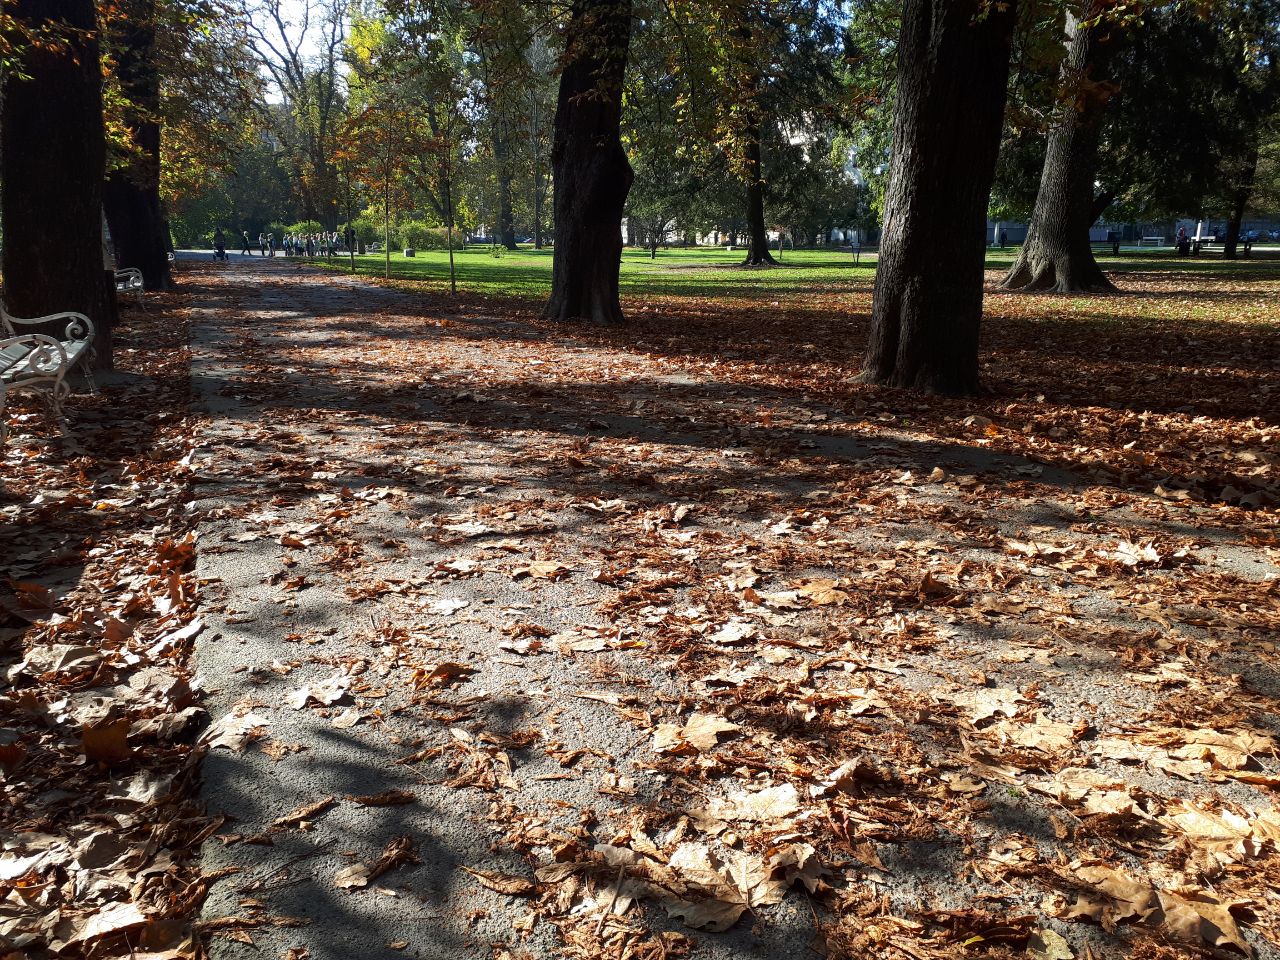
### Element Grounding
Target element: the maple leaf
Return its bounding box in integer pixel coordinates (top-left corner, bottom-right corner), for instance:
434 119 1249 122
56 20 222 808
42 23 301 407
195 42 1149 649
652 713 740 753
513 560 571 580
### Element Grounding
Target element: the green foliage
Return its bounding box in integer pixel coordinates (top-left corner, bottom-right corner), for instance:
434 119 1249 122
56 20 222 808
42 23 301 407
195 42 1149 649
351 210 388 245
284 220 326 236
1102 0 1280 221
399 219 462 249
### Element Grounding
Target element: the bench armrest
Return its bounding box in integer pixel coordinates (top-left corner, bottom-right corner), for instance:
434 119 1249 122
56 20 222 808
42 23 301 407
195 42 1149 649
0 333 69 377
1 308 95 344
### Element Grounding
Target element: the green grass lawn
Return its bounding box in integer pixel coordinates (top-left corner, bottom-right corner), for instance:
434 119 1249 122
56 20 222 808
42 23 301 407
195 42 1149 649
303 242 1280 302
319 245 876 300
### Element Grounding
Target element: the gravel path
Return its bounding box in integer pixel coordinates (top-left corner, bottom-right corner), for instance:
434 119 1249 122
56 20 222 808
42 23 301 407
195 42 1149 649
187 254 1280 960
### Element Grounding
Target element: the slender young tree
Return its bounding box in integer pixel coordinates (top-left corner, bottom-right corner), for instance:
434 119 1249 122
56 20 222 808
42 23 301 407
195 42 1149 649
543 0 634 325
862 0 1018 395
741 120 776 265
103 0 174 290
2 0 117 367
1002 2 1119 294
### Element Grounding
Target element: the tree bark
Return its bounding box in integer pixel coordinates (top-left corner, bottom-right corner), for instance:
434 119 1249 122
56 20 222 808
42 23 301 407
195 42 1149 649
2 0 116 368
1222 139 1258 260
1001 6 1117 294
543 0 633 326
496 133 519 250
862 0 1017 395
742 126 777 265
531 94 545 249
103 0 173 291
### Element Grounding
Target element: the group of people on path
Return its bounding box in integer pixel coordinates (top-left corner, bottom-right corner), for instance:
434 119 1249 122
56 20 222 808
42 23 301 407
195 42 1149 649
238 229 346 258
211 227 355 260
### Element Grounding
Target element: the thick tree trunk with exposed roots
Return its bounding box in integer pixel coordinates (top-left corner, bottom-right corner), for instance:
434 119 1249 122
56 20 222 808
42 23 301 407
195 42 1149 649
543 0 633 326
742 129 776 265
1002 8 1117 294
861 0 1017 395
103 0 173 291
2 0 117 368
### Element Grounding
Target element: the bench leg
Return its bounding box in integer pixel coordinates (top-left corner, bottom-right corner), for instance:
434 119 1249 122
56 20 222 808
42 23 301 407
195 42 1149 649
41 385 68 436
81 363 98 395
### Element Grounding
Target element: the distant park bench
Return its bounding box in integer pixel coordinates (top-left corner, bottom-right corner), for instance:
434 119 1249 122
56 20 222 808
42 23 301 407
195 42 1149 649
0 304 97 441
115 268 145 308
1139 236 1165 246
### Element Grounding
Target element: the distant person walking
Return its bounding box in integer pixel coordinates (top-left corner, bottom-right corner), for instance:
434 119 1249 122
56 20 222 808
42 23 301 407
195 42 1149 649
268 233 276 257
258 233 267 256
999 229 1007 248
241 230 251 256
214 228 227 261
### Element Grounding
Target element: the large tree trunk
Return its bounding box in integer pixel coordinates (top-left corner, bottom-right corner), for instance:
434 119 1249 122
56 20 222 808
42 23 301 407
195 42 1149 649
543 0 633 326
103 0 173 291
1222 139 1258 260
742 125 777 265
1001 6 1117 294
2 0 116 368
861 0 1017 395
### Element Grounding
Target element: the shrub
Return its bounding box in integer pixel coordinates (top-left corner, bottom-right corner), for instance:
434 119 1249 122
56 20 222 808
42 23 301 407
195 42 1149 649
352 215 390 247
283 220 324 237
400 219 463 250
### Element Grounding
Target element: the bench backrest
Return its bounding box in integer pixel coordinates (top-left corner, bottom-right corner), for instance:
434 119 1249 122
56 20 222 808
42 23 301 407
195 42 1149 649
0 341 31 376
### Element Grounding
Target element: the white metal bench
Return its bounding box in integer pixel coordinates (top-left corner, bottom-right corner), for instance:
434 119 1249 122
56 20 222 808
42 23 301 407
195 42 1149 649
115 268 145 308
0 334 70 442
0 304 96 439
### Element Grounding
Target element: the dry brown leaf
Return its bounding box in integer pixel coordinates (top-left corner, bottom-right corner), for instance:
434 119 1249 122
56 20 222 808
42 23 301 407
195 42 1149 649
271 796 336 830
412 661 475 687
513 560 570 580
460 865 536 896
334 863 370 890
350 790 416 807
82 718 131 764
653 713 740 754
691 783 801 830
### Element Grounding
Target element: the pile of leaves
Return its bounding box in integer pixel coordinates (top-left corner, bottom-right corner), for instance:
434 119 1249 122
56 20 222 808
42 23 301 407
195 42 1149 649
0 291 208 958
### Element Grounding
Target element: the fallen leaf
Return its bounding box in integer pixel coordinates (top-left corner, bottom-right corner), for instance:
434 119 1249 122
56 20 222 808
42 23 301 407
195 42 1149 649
460 866 536 896
82 718 131 764
653 713 740 753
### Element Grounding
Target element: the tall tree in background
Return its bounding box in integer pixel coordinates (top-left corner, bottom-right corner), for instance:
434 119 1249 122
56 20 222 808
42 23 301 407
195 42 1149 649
543 0 634 325
662 0 848 265
473 13 528 251
2 0 117 367
103 0 173 290
1002 1 1121 293
526 33 555 248
1212 0 1279 259
862 0 1017 394
244 0 347 227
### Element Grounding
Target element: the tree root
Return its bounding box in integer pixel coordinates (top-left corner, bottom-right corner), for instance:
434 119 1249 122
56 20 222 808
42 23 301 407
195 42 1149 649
1000 255 1115 294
